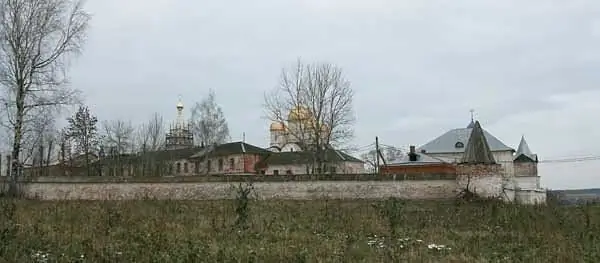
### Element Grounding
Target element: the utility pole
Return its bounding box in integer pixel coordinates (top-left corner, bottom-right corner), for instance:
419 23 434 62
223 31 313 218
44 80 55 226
375 136 380 174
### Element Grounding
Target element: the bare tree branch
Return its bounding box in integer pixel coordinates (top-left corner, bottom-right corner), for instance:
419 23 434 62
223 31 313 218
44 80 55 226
136 112 165 152
102 119 134 156
263 58 355 174
190 89 230 146
0 0 89 194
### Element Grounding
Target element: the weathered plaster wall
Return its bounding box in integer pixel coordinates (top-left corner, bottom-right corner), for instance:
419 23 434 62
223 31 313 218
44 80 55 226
456 164 507 199
12 180 458 200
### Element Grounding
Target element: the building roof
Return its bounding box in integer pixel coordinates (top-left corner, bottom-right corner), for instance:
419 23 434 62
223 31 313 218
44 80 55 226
514 135 538 162
386 152 452 166
418 121 514 154
258 148 363 166
95 146 204 166
461 121 496 164
190 141 270 159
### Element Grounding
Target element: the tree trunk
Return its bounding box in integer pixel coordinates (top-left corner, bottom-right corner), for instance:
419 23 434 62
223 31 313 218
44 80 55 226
9 102 25 196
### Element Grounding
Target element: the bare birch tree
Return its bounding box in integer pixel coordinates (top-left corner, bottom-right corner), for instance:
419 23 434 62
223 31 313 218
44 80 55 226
102 119 134 155
264 59 355 174
136 112 165 152
0 0 89 194
190 89 230 146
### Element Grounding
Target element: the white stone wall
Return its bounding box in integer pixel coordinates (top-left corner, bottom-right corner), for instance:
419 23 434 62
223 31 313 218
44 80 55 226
265 161 365 175
15 180 459 200
265 164 308 175
512 176 540 189
513 189 547 204
457 174 507 200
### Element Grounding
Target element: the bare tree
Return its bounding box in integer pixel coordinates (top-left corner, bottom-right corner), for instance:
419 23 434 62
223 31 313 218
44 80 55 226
136 112 165 152
360 149 378 173
0 0 89 194
102 119 134 155
190 89 230 146
264 59 355 174
19 107 56 166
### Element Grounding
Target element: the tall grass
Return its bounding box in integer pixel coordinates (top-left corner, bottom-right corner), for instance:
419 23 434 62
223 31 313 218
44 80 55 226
0 197 598 262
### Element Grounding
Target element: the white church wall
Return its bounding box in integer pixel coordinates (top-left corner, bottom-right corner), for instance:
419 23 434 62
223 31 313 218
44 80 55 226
513 176 541 189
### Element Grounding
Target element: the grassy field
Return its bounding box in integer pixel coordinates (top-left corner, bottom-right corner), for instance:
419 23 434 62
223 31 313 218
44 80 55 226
0 197 599 262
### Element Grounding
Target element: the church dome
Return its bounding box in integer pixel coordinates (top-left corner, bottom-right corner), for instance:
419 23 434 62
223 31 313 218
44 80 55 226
270 122 285 131
288 106 311 121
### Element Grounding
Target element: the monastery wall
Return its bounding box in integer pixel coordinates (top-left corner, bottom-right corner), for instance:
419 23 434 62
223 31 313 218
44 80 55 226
0 175 458 200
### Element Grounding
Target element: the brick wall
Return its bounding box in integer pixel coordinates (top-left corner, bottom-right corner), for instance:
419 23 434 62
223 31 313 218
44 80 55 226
380 164 456 175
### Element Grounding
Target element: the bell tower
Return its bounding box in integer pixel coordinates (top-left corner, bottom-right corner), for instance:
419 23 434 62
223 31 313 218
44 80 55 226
165 97 194 150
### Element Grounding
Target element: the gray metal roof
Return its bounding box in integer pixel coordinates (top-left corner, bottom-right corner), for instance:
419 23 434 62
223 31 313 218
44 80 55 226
387 152 452 166
417 125 514 154
514 136 538 162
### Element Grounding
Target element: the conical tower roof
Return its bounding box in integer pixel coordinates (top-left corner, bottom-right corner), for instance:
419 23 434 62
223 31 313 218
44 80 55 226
516 135 532 155
461 121 496 164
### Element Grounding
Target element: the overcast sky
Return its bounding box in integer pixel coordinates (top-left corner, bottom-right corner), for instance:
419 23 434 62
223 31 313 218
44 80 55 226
31 0 600 189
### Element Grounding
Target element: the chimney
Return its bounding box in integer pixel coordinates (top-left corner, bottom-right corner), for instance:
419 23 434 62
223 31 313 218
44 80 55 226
408 145 418 162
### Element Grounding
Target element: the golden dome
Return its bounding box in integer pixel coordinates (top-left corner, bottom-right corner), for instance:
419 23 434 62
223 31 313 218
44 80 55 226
288 106 311 121
270 122 285 131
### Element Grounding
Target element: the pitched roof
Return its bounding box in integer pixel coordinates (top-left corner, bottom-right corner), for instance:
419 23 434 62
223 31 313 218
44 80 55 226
259 149 363 166
514 135 538 162
387 152 452 166
461 121 496 164
418 122 513 154
94 146 204 165
190 141 270 159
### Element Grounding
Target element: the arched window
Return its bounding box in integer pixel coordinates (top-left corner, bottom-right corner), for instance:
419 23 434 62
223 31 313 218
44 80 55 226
184 162 188 173
176 162 181 173
229 158 235 169
455 142 464 148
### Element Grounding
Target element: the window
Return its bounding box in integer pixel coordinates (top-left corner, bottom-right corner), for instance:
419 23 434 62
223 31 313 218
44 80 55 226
330 166 337 174
176 162 181 173
273 169 279 175
218 159 224 171
195 161 200 173
286 170 293 175
184 162 188 173
169 163 174 174
455 142 464 148
207 160 212 172
229 158 235 170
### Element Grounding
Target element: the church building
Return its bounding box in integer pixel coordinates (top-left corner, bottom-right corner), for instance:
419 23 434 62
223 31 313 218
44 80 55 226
380 118 546 203
261 106 364 175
